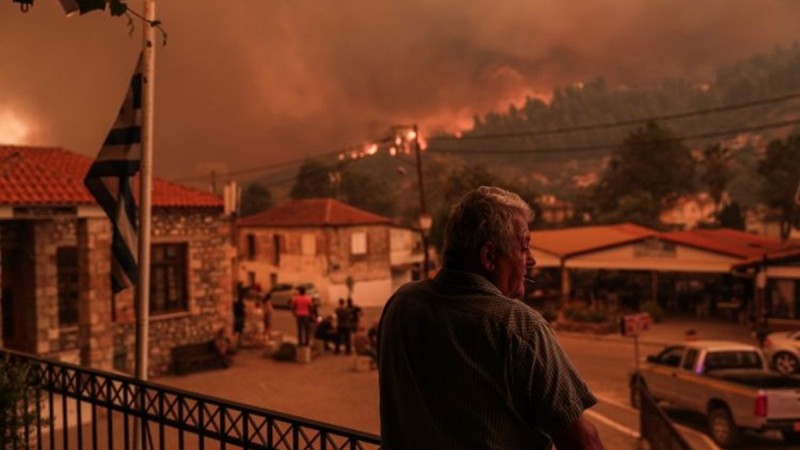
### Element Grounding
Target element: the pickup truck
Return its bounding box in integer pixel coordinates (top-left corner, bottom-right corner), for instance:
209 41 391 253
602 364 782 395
629 340 800 447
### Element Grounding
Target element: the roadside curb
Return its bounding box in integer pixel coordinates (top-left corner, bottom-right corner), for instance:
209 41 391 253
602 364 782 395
554 330 678 348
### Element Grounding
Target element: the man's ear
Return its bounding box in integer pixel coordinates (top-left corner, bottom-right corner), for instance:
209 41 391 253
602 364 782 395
479 241 497 272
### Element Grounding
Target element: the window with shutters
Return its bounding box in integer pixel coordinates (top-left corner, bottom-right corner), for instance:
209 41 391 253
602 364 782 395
57 247 79 327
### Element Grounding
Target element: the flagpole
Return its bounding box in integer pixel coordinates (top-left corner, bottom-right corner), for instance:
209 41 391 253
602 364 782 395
133 3 155 447
135 0 156 383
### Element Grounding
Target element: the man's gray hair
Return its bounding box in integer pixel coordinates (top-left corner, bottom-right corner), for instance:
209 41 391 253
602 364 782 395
442 186 532 268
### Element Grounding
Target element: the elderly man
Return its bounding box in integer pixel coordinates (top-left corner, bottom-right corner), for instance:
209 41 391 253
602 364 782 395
378 186 604 450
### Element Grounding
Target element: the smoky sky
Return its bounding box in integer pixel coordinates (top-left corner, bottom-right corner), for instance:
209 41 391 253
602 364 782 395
1 0 800 183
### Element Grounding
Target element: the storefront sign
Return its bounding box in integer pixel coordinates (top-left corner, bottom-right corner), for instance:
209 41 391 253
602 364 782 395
620 312 652 337
634 238 676 258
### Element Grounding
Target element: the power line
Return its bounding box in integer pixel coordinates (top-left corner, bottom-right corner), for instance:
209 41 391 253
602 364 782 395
172 149 341 183
173 136 393 184
172 91 800 184
428 90 800 141
248 156 359 191
427 118 800 155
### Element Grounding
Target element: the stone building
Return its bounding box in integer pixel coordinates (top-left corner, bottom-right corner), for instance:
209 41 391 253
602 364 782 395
237 198 424 307
0 145 233 376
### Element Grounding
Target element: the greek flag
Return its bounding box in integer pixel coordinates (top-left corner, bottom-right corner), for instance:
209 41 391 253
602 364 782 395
84 54 142 293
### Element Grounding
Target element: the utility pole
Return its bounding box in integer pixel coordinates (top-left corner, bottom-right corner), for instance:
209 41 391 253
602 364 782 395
412 124 432 279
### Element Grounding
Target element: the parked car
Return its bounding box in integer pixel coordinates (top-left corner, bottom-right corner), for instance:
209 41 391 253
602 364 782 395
629 340 800 447
266 282 321 310
763 330 800 374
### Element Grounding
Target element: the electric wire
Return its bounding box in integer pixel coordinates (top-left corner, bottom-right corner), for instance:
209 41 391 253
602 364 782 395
427 117 800 155
173 91 800 184
428 90 800 141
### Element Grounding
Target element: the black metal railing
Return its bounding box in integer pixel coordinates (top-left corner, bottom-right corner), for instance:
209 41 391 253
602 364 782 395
637 382 692 450
1 349 381 450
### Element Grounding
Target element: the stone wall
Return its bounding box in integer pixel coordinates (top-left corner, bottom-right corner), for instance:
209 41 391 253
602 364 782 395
30 218 80 358
113 207 233 377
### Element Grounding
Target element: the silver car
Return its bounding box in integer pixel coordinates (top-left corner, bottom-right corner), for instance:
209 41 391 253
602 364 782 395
267 282 321 310
763 330 800 374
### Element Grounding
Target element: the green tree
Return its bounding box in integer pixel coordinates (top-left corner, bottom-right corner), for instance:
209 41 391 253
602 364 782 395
757 134 800 239
593 191 662 228
717 201 746 230
340 170 395 217
1 357 39 446
427 164 540 251
290 159 335 199
591 121 696 225
701 143 732 219
239 183 272 217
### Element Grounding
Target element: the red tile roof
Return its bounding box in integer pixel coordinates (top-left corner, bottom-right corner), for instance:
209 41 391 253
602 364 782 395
733 240 800 268
0 145 222 208
237 198 392 227
530 223 657 257
660 230 781 259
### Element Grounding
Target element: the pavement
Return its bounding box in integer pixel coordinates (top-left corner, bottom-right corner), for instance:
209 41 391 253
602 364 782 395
292 304 759 350
35 306 769 450
159 307 759 431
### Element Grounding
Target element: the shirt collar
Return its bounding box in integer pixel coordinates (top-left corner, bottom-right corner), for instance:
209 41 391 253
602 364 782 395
434 267 504 297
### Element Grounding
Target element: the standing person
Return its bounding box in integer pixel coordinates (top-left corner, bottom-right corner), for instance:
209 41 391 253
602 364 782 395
232 294 246 351
261 293 273 343
378 186 604 450
335 298 353 355
291 286 313 347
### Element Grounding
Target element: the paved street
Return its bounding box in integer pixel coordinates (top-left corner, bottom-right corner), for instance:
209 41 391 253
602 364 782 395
156 306 798 449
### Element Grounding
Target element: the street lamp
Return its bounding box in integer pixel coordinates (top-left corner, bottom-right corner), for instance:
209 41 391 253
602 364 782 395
387 123 431 278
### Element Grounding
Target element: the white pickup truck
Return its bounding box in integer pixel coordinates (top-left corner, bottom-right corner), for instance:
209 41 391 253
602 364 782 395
629 340 800 447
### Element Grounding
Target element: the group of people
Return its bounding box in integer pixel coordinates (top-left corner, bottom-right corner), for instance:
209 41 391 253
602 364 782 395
312 298 377 361
228 283 274 351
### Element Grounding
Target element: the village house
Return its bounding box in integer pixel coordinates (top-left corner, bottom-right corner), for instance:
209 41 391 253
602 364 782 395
0 145 234 377
531 223 800 327
236 198 424 307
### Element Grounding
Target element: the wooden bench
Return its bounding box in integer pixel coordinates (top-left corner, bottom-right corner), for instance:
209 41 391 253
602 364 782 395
172 341 228 375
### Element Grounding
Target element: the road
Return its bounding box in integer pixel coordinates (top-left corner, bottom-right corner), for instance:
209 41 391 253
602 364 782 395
559 335 794 450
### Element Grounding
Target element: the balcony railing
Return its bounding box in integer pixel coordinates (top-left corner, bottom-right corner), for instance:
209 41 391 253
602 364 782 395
0 349 381 450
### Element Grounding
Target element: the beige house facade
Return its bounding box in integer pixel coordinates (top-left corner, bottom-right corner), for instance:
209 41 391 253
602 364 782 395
237 198 424 307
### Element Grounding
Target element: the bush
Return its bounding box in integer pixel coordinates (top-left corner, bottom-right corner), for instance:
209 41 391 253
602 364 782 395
562 304 617 324
0 356 39 446
641 301 664 323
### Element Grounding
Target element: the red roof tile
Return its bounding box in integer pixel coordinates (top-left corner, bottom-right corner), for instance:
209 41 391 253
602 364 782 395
531 223 658 257
0 145 222 208
660 230 781 259
733 240 800 267
237 198 391 227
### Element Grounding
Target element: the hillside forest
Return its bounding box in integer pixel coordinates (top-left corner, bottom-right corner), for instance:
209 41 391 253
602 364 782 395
241 43 800 248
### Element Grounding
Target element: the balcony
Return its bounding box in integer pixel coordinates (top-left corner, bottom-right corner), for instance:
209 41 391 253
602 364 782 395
0 349 380 450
